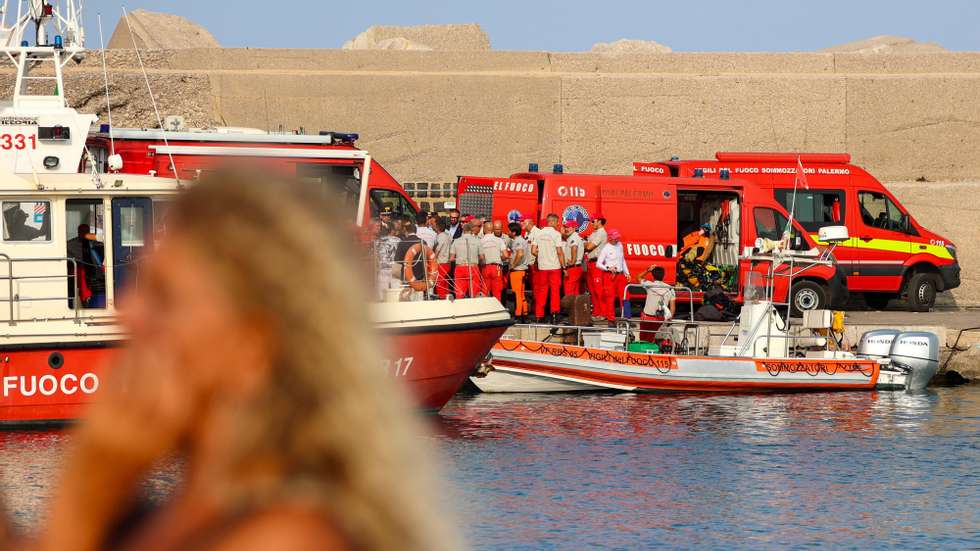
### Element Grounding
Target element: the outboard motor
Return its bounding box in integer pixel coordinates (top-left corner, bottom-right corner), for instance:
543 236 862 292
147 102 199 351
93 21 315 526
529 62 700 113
857 329 900 359
888 331 940 392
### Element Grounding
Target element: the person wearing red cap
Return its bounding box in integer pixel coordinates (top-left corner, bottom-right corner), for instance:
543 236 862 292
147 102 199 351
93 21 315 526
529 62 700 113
562 219 585 296
530 213 566 323
583 214 608 319
595 228 629 322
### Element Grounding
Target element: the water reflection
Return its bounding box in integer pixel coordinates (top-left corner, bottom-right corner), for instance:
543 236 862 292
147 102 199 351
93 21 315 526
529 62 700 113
1 389 977 548
436 388 980 550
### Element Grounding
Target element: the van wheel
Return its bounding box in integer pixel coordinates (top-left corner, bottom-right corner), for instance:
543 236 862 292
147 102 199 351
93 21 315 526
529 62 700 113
905 273 938 312
790 280 828 316
863 293 894 311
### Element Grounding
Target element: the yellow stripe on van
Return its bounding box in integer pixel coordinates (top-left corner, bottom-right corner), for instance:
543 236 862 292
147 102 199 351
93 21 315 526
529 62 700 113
809 235 953 260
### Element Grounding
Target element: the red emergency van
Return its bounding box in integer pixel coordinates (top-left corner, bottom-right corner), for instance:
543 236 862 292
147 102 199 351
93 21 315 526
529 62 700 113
633 153 960 311
457 169 848 314
84 128 418 224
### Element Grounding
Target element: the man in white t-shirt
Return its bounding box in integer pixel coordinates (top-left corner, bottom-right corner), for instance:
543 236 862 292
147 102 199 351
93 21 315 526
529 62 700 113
433 218 453 298
530 214 566 323
562 220 585 296
595 228 628 322
636 264 676 341
584 213 608 307
414 211 437 248
480 221 508 301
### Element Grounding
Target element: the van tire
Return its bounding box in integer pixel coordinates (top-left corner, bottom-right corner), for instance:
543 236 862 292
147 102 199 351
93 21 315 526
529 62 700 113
790 280 828 316
905 273 938 312
863 293 894 311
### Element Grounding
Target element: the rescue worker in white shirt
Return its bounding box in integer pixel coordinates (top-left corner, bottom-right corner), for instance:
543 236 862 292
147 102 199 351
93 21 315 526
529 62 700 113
493 219 512 250
414 211 437 248
583 213 608 307
562 220 585 296
595 228 628 322
480 221 509 301
530 214 566 323
433 218 453 299
507 221 531 321
636 264 676 342
450 220 485 298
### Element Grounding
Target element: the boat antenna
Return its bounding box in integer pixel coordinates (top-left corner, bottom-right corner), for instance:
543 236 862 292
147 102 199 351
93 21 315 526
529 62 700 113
121 6 180 184
97 13 114 156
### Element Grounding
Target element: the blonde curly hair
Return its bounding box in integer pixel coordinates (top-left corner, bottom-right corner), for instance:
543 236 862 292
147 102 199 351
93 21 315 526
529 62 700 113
168 170 459 551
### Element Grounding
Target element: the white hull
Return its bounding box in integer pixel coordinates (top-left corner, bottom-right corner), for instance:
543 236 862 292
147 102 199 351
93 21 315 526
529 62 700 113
471 368 605 393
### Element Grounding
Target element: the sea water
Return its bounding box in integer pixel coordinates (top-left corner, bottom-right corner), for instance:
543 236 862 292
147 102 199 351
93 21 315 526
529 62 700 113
1 387 977 549
436 388 979 550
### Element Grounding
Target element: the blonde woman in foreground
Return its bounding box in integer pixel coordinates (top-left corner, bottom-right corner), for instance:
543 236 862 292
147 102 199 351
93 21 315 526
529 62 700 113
8 172 458 551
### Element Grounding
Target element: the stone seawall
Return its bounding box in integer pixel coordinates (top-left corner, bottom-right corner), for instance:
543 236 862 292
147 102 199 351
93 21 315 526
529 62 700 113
36 48 980 304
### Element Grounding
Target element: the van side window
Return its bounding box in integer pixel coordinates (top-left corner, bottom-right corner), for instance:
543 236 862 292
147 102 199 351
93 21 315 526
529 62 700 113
753 207 808 251
2 201 51 242
774 189 844 232
370 189 417 219
858 191 915 235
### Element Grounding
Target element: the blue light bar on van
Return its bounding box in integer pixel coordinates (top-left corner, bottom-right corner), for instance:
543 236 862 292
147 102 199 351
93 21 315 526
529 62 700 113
99 124 110 133
320 131 360 144
693 168 704 178
720 168 730 180
528 163 539 172
553 164 564 174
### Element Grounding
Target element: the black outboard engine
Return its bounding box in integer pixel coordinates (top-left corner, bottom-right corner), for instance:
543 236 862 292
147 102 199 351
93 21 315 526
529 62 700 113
889 332 940 392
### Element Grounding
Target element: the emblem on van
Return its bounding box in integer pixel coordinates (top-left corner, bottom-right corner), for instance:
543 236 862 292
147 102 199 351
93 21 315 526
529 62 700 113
562 205 590 233
507 209 523 223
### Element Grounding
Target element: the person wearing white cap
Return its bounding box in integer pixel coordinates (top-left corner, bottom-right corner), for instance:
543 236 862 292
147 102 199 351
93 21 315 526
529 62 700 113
595 228 629 322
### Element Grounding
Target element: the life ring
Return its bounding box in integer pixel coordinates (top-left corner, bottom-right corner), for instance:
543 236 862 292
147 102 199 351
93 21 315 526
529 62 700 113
403 243 439 292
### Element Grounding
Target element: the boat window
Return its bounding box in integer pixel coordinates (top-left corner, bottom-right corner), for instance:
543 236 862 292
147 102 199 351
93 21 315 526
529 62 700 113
66 199 107 309
370 189 417 219
858 191 915 235
753 207 808 251
774 189 845 232
2 201 51 242
119 206 146 247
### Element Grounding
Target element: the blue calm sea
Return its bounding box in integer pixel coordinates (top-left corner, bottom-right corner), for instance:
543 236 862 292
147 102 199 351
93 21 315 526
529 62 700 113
1 387 977 549
436 387 980 550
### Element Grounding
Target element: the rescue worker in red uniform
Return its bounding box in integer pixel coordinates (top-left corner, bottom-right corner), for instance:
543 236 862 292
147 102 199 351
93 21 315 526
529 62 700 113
530 214 566 323
450 220 485 298
562 220 585 295
595 228 629 322
583 214 608 320
433 218 453 298
480 221 508 301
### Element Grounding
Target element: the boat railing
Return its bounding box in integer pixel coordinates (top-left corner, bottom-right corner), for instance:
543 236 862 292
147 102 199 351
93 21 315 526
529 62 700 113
0 255 82 326
748 332 837 359
508 317 724 357
621 284 695 324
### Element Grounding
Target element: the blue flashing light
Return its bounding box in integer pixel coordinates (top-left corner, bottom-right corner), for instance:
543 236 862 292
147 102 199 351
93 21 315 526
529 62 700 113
20 40 28 47
54 35 63 49
553 163 564 174
693 168 704 178
99 124 110 133
720 168 730 180
528 163 539 172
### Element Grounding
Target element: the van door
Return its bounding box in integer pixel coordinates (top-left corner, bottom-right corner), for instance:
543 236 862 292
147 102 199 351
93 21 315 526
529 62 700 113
111 197 154 300
850 190 912 292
